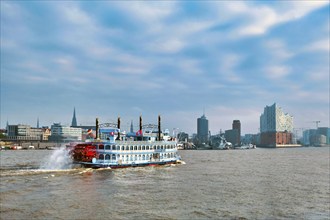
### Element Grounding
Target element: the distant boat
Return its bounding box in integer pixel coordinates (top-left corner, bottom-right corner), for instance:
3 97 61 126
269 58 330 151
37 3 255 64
11 145 22 150
214 136 232 150
239 143 256 150
68 116 183 168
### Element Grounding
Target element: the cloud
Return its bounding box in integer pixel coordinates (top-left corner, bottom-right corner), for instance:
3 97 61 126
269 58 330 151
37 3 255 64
264 39 294 60
265 66 291 79
220 1 330 37
148 38 185 54
1 1 329 134
303 39 329 52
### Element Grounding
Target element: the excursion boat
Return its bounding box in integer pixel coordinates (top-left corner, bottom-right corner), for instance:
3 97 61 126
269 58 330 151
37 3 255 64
68 116 183 168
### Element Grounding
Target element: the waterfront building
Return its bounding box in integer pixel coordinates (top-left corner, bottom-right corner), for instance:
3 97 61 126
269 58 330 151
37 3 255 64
225 129 240 146
303 127 330 146
6 124 44 141
49 123 82 142
71 107 78 127
259 103 294 147
42 127 51 141
260 103 293 133
197 114 209 144
242 134 259 145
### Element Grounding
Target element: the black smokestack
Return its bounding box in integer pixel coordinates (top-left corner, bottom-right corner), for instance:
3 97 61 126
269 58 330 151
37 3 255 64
158 115 161 141
117 117 121 140
139 115 142 131
95 118 99 139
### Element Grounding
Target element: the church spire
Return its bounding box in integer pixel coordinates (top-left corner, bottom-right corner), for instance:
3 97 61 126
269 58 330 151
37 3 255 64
71 107 77 127
37 117 39 128
130 120 134 133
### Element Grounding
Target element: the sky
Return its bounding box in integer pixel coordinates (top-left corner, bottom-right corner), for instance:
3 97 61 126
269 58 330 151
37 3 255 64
1 1 329 135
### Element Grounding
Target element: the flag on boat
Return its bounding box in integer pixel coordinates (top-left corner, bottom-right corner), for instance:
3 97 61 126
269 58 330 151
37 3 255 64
110 131 115 136
136 130 142 136
87 129 95 138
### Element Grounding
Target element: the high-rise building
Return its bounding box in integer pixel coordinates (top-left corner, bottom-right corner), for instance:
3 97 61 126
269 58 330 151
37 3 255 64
232 120 241 145
259 103 294 147
197 114 209 144
71 107 77 127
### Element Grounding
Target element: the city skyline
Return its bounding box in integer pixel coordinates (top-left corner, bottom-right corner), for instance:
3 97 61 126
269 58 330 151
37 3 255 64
1 1 329 135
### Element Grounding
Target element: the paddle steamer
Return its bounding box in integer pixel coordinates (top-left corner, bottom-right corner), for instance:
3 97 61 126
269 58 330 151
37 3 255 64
68 116 183 168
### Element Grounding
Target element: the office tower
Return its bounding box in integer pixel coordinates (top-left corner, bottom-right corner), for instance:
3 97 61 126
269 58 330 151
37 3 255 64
197 114 209 144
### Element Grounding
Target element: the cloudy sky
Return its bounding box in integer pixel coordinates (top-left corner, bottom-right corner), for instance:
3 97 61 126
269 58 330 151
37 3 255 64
1 1 329 135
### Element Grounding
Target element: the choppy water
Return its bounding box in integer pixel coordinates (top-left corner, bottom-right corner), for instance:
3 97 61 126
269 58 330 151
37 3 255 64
0 147 329 220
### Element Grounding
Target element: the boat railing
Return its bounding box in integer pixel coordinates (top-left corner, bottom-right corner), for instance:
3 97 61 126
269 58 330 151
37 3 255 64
110 140 177 145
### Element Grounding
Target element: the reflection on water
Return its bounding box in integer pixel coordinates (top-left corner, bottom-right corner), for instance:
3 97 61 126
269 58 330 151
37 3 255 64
0 147 329 219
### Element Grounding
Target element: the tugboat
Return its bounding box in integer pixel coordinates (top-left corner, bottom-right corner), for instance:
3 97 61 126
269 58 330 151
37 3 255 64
68 116 183 168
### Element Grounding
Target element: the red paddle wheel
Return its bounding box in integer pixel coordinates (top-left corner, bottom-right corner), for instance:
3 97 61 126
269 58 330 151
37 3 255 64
69 144 97 162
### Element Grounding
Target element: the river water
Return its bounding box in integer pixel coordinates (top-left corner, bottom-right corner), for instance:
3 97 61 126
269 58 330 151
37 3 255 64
0 147 329 219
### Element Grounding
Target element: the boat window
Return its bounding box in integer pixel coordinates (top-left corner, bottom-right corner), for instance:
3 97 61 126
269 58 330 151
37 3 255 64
99 145 104 150
121 146 125 151
147 146 150 150
112 154 116 160
105 145 111 150
99 154 104 160
134 155 137 161
111 145 115 150
105 154 110 160
134 146 137 150
126 146 129 151
142 146 145 150
138 146 141 150
142 155 145 160
130 146 133 150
